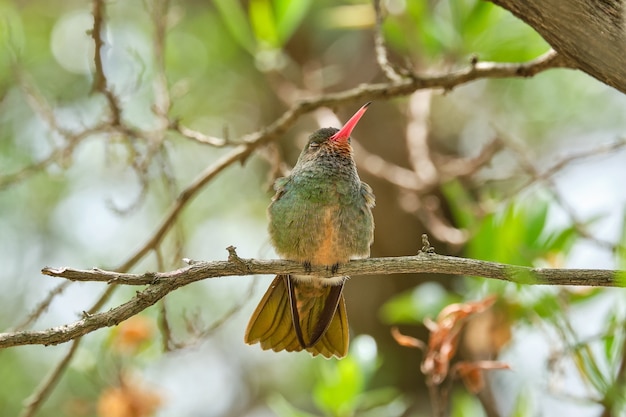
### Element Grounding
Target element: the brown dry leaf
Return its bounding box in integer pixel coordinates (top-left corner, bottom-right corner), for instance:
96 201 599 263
490 309 513 353
454 361 511 393
437 295 497 323
391 327 426 349
457 364 485 393
393 295 500 385
463 306 512 359
111 315 154 354
97 374 163 417
62 398 91 417
426 296 497 382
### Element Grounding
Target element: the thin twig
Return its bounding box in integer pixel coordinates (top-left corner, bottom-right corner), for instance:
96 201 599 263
18 338 82 417
17 282 120 417
373 0 403 81
161 277 257 351
91 0 122 124
513 138 626 195
406 90 438 186
158 299 177 351
427 379 444 417
171 121 227 147
150 0 171 122
2 49 566 190
506 136 622 251
11 281 73 331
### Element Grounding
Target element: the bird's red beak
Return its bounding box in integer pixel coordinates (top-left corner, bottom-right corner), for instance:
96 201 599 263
330 102 371 143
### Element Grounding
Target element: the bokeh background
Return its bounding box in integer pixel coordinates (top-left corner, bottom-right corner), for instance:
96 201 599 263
1 1 626 416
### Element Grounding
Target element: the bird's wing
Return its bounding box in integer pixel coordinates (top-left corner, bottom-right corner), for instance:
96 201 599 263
360 181 376 208
271 176 291 201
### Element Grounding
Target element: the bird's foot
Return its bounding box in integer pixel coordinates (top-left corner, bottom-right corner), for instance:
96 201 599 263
303 261 312 273
330 263 340 275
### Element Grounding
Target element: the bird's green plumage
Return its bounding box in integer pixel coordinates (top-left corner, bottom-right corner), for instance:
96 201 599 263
268 127 375 265
245 105 375 358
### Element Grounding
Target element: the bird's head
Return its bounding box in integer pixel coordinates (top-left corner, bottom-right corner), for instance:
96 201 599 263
296 102 370 167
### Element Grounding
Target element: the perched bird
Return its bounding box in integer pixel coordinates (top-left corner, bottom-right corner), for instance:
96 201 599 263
245 103 375 358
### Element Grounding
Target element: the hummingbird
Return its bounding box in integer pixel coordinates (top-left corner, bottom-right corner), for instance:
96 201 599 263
244 103 375 359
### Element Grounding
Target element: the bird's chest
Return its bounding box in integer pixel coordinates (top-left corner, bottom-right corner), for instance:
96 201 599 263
305 205 344 265
269 179 360 265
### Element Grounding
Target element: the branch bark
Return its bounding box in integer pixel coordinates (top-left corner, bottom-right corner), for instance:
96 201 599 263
0 249 622 349
488 0 626 94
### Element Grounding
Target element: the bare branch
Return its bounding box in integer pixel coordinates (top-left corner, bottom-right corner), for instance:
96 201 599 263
158 299 177 351
504 136 624 252
170 121 228 147
11 281 73 332
0 249 621 350
373 0 403 81
440 138 505 179
1 48 566 190
91 0 122 125
42 253 623 288
19 339 81 417
17 283 119 417
149 0 172 121
406 90 437 187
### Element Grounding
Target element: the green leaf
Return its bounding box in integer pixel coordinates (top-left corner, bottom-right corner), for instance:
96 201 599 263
274 0 312 44
603 309 624 366
249 0 279 48
450 389 486 417
575 344 610 393
441 180 476 229
454 195 582 267
354 387 401 412
525 201 548 249
213 0 255 52
313 356 364 417
463 1 496 38
510 389 534 417
542 225 577 254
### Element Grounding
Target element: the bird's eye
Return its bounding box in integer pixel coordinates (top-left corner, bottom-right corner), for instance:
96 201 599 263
309 142 320 150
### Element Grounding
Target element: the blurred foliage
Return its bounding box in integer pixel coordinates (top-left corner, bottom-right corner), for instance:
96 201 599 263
381 281 462 325
272 336 403 417
1 0 626 417
450 390 485 417
215 0 312 51
383 0 547 62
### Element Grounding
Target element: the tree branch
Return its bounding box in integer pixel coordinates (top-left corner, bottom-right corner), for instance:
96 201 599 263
0 248 622 350
91 0 122 125
41 252 624 287
18 339 82 417
488 0 626 94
